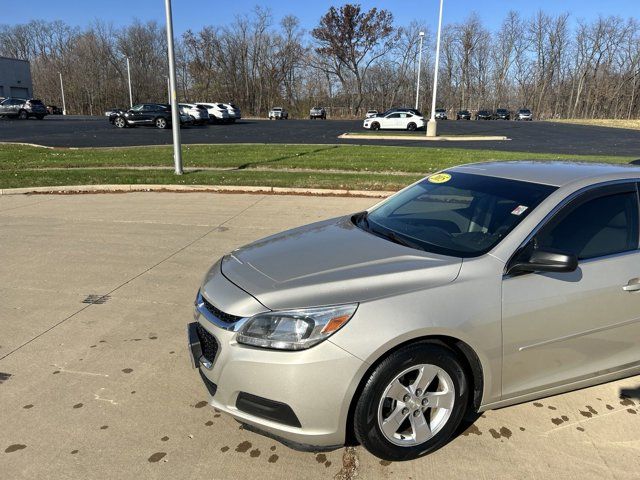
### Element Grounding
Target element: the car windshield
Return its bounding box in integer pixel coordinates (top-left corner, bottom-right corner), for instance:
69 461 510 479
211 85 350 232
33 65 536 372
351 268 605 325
354 172 556 258
520 109 531 114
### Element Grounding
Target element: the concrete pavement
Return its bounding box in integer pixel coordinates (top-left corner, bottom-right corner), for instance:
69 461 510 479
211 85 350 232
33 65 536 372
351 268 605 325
1 192 639 479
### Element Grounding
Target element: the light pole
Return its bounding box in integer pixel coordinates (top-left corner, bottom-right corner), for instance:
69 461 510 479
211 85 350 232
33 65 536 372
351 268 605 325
59 72 66 115
427 0 444 137
164 0 183 175
126 57 133 108
415 31 425 110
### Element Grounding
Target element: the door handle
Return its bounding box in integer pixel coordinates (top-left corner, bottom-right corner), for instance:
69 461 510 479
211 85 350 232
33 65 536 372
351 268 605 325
623 278 640 292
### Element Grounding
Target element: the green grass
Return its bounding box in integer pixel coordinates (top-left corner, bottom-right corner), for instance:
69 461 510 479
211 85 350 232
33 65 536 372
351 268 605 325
1 144 634 172
0 168 420 191
0 143 636 190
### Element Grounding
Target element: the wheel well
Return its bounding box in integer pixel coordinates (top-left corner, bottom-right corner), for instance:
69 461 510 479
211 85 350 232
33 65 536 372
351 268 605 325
344 335 484 446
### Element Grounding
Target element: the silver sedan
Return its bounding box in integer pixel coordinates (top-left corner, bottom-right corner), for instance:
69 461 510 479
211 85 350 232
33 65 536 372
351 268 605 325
188 161 640 461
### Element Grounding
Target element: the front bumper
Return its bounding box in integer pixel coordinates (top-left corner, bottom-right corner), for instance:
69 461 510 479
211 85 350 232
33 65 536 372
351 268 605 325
187 294 365 448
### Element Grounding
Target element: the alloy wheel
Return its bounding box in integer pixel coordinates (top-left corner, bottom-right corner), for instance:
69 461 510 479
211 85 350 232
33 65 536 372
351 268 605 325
377 364 455 447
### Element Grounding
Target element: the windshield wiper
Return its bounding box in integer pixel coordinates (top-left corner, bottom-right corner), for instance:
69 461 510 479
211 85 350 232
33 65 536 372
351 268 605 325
379 230 423 250
354 211 424 251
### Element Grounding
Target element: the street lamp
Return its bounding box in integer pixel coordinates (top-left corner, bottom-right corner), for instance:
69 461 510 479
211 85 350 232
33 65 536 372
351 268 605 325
415 31 425 110
126 57 133 108
427 0 444 137
59 72 67 115
164 0 183 175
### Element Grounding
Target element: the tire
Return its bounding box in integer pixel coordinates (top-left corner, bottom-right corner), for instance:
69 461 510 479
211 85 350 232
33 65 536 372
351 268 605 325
114 117 127 128
407 122 417 131
371 122 380 131
353 342 469 462
18 110 28 120
36 115 45 120
155 117 168 129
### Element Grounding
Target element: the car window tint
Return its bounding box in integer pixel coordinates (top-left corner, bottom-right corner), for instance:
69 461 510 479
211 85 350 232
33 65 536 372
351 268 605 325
536 191 639 260
387 113 401 118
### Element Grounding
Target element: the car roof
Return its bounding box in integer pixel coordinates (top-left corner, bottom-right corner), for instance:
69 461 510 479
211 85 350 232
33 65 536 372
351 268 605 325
448 161 640 187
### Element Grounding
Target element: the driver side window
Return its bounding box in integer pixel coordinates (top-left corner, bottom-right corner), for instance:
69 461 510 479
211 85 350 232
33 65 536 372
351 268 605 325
535 187 639 260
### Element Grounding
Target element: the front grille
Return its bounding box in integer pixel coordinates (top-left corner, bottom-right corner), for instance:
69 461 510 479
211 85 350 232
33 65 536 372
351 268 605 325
196 323 219 364
201 296 243 324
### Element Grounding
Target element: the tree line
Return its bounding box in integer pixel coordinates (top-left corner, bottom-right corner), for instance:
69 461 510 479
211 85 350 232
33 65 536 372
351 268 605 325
1 4 639 119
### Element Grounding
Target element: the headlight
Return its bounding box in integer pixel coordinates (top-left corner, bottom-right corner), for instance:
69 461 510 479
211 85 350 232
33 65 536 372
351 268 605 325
236 304 358 350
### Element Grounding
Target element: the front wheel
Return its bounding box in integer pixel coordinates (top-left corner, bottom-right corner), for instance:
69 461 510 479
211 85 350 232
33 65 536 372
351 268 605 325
114 117 127 128
36 114 45 120
353 343 469 461
18 110 28 120
155 117 168 129
371 122 380 131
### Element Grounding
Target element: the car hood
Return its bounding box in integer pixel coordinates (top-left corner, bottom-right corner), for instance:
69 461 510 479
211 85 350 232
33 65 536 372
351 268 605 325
219 216 462 310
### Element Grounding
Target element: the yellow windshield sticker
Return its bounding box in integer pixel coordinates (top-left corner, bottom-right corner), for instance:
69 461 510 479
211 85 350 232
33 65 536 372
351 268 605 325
428 173 451 184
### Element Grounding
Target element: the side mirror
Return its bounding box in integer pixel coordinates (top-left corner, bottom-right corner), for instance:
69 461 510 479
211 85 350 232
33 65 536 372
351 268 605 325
507 248 578 275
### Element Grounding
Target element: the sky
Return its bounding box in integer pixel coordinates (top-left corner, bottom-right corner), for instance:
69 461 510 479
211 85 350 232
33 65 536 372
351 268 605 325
3 0 639 36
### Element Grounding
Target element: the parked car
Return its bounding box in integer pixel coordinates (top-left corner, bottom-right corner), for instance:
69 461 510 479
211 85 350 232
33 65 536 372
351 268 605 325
179 103 210 125
365 110 379 118
456 110 471 120
516 109 533 121
108 103 188 129
309 106 326 120
363 110 425 131
222 103 241 123
269 107 288 120
476 109 493 120
495 108 511 120
380 107 423 117
188 161 640 461
198 102 231 123
0 97 47 119
434 108 448 120
46 105 63 115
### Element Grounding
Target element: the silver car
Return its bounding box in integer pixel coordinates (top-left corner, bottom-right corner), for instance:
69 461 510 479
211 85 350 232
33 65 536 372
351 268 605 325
188 161 640 461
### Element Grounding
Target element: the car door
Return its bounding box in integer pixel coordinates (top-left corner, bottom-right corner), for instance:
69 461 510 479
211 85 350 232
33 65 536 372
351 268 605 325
383 112 401 129
502 182 640 399
126 104 145 123
0 98 10 115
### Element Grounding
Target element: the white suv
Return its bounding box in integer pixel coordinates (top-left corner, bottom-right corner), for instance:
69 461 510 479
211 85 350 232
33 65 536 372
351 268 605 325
222 103 241 123
179 103 210 125
198 103 230 123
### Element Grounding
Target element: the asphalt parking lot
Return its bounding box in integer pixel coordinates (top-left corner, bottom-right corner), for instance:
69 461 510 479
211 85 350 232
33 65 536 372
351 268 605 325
2 115 640 156
1 191 639 479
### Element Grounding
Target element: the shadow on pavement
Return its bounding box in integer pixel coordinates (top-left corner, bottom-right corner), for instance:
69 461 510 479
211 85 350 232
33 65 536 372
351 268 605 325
620 387 640 400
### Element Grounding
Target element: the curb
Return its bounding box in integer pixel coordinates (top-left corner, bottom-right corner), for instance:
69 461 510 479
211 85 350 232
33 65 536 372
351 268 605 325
339 133 510 141
0 184 396 198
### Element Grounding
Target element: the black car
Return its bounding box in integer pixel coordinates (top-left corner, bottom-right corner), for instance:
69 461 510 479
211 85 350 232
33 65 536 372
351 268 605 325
109 103 186 129
476 110 493 120
0 97 48 119
456 110 471 120
380 107 424 117
495 108 510 120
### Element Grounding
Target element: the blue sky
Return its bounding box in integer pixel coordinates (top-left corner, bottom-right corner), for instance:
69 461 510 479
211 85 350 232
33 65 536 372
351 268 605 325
4 0 638 35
